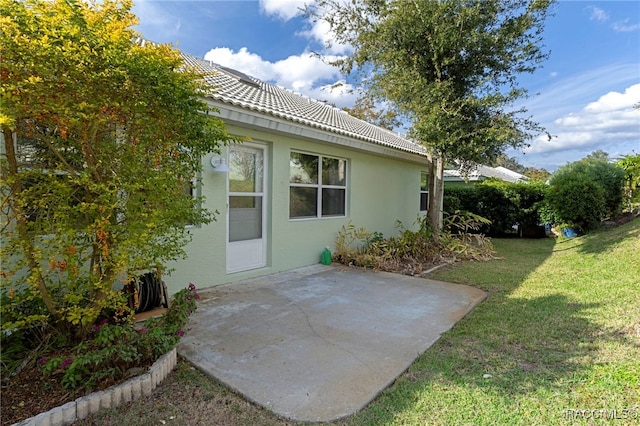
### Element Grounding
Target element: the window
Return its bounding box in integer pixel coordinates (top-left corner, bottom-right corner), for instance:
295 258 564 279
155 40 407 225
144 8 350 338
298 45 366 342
289 152 347 219
420 171 429 211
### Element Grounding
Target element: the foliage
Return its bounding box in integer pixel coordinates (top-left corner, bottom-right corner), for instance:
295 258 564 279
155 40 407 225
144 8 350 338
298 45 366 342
491 154 526 174
333 216 494 273
333 221 373 265
0 0 233 339
40 284 199 390
546 160 625 231
582 149 610 163
444 181 547 235
522 166 551 182
307 0 554 231
615 153 640 211
439 211 495 261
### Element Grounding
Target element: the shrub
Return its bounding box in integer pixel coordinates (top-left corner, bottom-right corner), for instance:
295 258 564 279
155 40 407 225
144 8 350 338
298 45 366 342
333 215 494 273
545 177 606 232
444 180 547 236
547 160 625 231
40 284 199 390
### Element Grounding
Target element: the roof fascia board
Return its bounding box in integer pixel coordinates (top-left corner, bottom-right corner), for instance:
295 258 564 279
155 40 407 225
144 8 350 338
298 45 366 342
205 99 428 165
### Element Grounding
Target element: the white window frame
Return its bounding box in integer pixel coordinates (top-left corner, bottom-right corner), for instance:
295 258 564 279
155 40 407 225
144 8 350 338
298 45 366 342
420 171 429 212
289 151 348 220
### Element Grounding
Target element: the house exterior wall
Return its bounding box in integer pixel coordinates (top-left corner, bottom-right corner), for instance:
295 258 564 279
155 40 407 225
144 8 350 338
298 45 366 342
164 123 429 293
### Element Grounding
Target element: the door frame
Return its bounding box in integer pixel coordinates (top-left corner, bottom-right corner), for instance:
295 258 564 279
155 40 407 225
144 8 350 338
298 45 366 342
226 142 268 274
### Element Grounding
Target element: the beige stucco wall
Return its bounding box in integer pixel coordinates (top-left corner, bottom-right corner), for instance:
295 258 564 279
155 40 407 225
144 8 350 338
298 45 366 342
164 124 429 293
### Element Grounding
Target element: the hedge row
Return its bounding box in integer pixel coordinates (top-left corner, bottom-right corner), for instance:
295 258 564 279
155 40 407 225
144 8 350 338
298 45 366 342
444 180 547 236
443 161 627 236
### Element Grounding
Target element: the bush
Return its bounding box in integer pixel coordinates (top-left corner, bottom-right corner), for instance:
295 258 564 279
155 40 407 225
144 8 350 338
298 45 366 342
333 215 494 273
547 161 625 231
444 180 547 236
39 284 199 390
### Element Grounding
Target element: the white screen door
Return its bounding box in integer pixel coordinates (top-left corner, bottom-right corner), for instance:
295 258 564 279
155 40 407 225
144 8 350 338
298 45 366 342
227 144 267 273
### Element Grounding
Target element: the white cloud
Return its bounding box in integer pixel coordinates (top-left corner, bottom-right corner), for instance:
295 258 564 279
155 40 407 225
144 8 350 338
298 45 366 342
524 84 640 157
297 19 353 55
612 20 640 32
259 0 308 21
204 47 271 80
203 47 356 107
584 84 640 112
587 6 609 22
132 0 181 39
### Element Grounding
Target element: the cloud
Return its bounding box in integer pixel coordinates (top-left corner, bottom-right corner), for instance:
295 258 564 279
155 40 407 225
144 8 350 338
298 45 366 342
612 20 640 32
259 0 307 21
203 47 356 107
587 6 609 22
584 5 640 33
519 63 640 125
584 84 640 112
132 0 181 39
524 84 640 156
297 19 353 55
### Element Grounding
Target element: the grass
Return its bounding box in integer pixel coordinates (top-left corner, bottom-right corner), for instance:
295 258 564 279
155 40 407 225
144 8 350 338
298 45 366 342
341 218 640 425
79 219 640 425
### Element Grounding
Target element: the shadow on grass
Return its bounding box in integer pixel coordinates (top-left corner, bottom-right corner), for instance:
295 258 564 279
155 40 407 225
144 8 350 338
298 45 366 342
577 217 640 255
345 291 631 425
342 227 639 425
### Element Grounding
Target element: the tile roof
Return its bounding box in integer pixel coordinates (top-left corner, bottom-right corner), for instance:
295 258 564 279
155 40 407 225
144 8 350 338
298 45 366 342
180 53 427 157
444 165 529 183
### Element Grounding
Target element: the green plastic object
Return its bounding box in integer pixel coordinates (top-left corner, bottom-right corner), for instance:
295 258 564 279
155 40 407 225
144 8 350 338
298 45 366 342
321 247 332 265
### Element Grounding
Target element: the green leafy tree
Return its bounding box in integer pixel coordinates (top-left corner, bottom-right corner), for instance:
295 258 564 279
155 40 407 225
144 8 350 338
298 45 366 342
1 0 233 339
491 154 526 174
615 153 640 211
307 0 554 234
523 166 551 181
582 149 610 163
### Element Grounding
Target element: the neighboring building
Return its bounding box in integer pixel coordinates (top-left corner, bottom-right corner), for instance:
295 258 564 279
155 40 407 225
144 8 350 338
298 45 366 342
444 164 529 187
164 54 431 293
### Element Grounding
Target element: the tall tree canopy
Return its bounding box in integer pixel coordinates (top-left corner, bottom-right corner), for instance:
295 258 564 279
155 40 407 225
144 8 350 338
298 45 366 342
1 0 233 338
308 0 554 231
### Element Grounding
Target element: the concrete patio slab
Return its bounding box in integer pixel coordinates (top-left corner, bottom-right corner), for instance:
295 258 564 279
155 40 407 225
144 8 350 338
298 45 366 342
178 265 486 422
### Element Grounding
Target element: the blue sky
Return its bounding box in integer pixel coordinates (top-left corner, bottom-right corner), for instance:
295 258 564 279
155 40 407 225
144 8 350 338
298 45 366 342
134 0 640 171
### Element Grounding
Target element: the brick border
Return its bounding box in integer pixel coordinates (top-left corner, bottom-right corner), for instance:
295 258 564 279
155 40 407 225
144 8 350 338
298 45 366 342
12 348 177 426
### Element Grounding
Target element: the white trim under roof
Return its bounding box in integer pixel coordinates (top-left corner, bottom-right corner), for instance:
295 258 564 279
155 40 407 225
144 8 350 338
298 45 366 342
206 99 429 165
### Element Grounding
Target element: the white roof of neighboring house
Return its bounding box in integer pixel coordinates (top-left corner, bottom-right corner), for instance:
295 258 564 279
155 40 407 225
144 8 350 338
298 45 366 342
444 165 529 183
179 53 428 157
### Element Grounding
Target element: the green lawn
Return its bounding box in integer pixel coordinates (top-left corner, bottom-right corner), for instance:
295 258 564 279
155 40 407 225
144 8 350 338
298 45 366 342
342 218 640 425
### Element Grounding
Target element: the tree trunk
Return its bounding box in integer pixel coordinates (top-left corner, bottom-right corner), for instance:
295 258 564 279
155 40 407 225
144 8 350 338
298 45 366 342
428 155 444 240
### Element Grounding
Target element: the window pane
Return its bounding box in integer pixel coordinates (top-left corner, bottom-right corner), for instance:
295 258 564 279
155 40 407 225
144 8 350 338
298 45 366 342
229 147 263 193
322 157 346 186
229 196 262 241
420 171 429 191
322 188 345 216
290 152 318 184
290 187 318 218
420 193 429 211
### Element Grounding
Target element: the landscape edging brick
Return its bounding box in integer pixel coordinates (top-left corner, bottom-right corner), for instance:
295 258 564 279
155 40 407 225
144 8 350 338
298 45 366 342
11 347 177 426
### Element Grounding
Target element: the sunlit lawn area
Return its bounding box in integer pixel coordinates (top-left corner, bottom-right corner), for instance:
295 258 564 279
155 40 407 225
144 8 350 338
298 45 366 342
343 218 640 425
